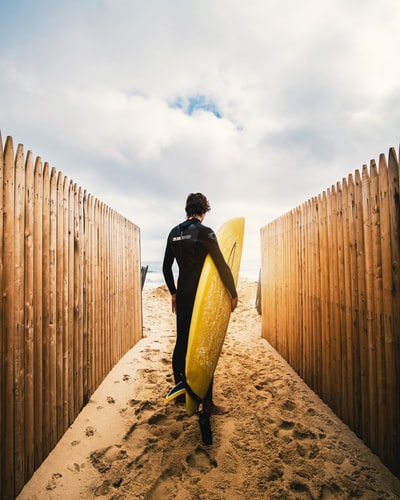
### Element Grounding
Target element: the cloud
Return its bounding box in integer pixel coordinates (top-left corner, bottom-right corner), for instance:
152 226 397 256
1 0 400 272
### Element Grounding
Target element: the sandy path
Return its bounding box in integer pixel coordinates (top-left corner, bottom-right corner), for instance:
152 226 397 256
18 280 400 499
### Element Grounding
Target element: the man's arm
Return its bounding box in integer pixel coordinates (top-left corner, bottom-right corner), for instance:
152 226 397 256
162 238 177 309
200 228 238 309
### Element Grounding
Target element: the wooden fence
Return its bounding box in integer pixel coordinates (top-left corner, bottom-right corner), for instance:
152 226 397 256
260 146 400 478
0 134 143 499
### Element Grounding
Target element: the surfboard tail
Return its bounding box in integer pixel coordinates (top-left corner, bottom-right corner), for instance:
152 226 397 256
164 381 186 404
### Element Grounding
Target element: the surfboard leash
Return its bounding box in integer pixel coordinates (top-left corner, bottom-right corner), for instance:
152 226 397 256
179 373 203 404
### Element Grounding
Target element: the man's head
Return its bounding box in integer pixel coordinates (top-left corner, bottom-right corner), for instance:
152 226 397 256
185 193 211 218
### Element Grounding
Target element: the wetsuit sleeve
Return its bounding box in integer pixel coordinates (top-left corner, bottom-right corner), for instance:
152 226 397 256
201 229 238 299
162 238 177 295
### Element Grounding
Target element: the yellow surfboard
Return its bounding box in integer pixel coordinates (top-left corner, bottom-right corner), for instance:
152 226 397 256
165 217 245 416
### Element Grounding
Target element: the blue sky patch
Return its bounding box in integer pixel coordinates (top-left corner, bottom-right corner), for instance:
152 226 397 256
171 95 222 118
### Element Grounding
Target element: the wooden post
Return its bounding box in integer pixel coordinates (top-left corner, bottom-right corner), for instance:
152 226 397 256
377 154 392 467
311 197 321 394
33 157 43 467
49 167 57 451
355 168 369 443
303 203 309 381
361 164 377 452
3 137 16 497
14 144 26 493
73 183 80 416
0 132 3 500
341 177 354 428
306 200 314 387
86 194 95 396
93 199 100 388
348 173 361 435
67 180 74 424
336 181 347 421
77 186 84 408
318 191 330 403
41 162 51 457
370 160 384 459
24 151 35 481
62 176 69 430
82 191 89 404
56 171 64 440
387 147 400 475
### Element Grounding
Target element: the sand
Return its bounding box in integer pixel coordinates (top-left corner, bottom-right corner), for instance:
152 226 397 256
18 279 400 499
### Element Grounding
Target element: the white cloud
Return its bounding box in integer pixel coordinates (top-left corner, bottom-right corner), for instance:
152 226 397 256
1 0 400 272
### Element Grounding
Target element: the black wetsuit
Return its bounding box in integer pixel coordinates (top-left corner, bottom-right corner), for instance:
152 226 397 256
162 218 237 401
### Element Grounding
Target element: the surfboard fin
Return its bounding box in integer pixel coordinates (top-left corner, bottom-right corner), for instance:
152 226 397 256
164 381 186 404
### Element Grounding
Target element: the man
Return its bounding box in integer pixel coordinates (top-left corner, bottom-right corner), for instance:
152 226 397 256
162 193 238 414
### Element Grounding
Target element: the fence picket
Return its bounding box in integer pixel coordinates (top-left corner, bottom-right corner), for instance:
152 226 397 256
376 154 391 463
387 147 400 474
311 197 321 393
83 191 89 403
2 137 16 497
354 168 369 443
336 181 347 421
24 151 35 481
41 162 51 457
318 192 330 403
347 173 361 432
67 180 74 424
0 132 3 499
341 178 353 428
302 204 311 380
75 185 84 412
370 161 385 459
361 164 376 451
56 171 64 440
330 185 341 415
14 144 26 493
33 157 43 468
49 167 57 451
62 176 69 431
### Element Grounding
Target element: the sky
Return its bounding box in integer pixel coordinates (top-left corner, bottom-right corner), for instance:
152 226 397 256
1 0 400 278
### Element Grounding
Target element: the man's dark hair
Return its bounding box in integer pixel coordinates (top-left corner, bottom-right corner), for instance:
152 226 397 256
185 193 211 217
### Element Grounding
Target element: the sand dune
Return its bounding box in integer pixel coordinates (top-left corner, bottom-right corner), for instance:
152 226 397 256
18 280 400 499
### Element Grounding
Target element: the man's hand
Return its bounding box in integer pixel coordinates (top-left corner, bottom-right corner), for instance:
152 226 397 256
171 294 177 313
231 297 238 312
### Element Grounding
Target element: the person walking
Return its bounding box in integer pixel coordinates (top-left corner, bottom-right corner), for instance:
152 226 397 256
162 193 238 416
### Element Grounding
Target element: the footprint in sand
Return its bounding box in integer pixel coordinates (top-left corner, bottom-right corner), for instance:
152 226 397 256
131 399 156 416
148 412 168 425
45 473 62 490
90 445 128 474
145 465 185 499
282 399 296 411
292 424 317 441
148 410 186 439
186 446 217 472
66 462 83 472
277 420 322 464
289 480 313 498
137 368 160 385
